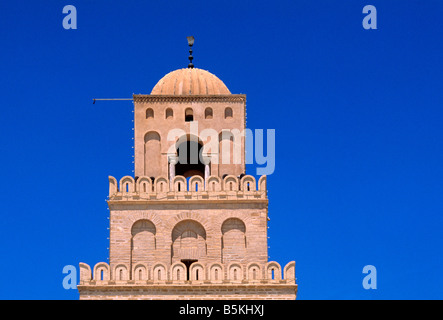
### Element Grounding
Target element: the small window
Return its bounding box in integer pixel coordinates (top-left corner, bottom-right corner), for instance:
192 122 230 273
185 108 194 122
166 108 173 119
205 107 213 119
224 107 233 119
146 108 154 119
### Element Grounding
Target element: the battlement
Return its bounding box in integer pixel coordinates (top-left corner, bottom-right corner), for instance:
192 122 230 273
108 175 267 201
78 261 295 285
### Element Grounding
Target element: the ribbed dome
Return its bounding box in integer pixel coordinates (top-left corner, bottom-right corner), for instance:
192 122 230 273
151 68 231 95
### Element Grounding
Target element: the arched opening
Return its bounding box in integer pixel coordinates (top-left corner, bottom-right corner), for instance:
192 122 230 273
146 108 154 119
175 135 205 178
185 108 194 122
205 107 213 119
224 107 233 119
166 108 173 119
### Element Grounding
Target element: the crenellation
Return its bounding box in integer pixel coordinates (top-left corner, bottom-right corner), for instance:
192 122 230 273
78 261 296 284
109 174 267 201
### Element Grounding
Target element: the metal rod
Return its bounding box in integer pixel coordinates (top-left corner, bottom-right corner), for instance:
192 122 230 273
93 98 133 104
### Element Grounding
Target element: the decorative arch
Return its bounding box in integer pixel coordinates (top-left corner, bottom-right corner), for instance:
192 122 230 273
223 175 239 192
131 219 156 267
206 175 221 192
221 218 246 263
132 263 149 281
227 263 243 281
170 262 187 281
108 176 118 197
218 131 234 173
240 175 256 192
144 131 161 177
119 176 135 193
154 176 169 193
208 263 224 282
79 263 92 282
172 175 187 193
136 176 152 194
284 261 296 280
93 262 110 281
171 219 207 262
190 262 205 281
189 175 204 192
152 263 168 281
114 264 129 281
247 262 263 281
266 261 282 280
258 175 267 192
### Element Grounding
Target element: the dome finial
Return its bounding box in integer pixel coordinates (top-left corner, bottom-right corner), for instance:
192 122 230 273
187 36 194 69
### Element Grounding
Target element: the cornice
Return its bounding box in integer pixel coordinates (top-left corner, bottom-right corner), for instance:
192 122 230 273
133 94 246 104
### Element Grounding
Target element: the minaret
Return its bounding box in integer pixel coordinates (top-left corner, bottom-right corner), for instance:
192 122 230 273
77 38 297 300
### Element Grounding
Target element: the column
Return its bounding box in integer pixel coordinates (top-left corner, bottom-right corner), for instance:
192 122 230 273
168 155 178 188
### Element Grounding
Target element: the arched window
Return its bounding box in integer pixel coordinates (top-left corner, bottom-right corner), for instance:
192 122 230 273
224 107 233 119
205 108 213 119
185 108 194 122
146 108 154 119
166 108 173 119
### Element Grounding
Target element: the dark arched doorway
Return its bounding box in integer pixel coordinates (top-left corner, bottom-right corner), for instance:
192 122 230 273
175 135 205 178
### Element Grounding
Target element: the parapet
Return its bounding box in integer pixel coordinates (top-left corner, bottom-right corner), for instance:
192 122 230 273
78 261 295 285
108 175 267 202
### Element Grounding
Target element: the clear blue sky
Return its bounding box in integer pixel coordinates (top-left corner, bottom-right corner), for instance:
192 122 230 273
0 0 441 300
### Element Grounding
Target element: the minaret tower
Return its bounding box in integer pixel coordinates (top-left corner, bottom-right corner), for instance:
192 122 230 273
77 38 297 300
